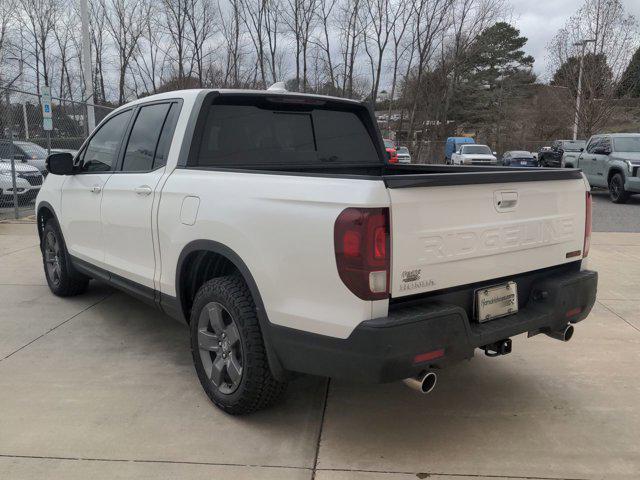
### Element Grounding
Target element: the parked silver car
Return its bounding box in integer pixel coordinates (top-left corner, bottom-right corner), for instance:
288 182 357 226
0 140 48 173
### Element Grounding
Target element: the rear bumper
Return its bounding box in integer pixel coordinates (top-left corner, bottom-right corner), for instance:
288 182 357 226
270 268 597 383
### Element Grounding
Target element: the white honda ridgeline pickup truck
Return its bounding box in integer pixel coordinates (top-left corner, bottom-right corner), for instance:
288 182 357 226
37 89 597 415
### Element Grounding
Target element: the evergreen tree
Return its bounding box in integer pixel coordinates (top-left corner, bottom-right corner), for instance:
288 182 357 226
616 46 640 98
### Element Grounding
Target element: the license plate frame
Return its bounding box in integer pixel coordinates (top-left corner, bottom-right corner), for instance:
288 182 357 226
475 281 518 323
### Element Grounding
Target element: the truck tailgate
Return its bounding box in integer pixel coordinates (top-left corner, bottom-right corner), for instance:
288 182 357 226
387 177 587 298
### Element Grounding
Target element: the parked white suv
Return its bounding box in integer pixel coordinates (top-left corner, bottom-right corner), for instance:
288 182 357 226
0 161 43 204
451 144 498 165
36 89 597 414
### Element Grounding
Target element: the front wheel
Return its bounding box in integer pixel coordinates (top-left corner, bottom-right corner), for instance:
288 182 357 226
190 275 287 415
609 173 630 204
41 220 89 296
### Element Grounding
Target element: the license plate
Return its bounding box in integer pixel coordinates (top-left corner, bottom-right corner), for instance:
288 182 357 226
475 282 518 322
521 161 528 165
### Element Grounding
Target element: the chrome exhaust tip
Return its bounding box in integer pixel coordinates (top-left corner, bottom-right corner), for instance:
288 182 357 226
403 371 437 394
545 324 574 342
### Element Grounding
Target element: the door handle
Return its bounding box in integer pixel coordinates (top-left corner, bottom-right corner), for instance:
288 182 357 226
90 185 102 194
134 185 152 196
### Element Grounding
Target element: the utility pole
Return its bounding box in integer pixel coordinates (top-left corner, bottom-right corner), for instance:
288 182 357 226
573 39 596 140
80 0 96 133
18 56 29 139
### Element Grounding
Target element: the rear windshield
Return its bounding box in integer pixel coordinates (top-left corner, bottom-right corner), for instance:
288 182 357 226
196 101 380 168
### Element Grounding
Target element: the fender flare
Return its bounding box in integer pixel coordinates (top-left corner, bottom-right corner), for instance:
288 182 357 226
173 239 286 380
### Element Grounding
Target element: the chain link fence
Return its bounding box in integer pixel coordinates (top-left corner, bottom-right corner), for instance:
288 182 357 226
0 87 113 220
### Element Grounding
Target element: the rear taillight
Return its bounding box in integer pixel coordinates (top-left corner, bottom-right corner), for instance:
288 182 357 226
583 191 592 258
334 208 390 300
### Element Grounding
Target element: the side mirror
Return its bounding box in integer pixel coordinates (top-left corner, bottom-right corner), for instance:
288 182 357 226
492 151 497 155
46 152 75 175
579 147 584 152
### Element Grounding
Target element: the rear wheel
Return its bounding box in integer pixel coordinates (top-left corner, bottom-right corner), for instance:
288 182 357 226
190 275 287 415
41 220 89 296
609 173 630 204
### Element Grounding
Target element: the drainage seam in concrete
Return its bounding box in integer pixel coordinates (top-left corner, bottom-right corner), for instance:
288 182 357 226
0 454 591 480
310 378 331 480
597 301 640 334
0 293 112 363
0 244 39 258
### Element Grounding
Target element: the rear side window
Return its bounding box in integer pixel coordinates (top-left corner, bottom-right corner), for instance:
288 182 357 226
195 103 379 167
153 103 180 169
121 103 171 172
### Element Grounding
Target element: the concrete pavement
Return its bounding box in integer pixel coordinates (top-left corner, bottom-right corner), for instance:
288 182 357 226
1 223 639 480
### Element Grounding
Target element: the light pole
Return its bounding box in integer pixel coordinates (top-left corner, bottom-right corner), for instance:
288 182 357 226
80 0 96 133
573 39 596 141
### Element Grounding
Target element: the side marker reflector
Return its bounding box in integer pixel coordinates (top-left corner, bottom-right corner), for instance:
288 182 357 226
413 348 445 364
565 307 582 318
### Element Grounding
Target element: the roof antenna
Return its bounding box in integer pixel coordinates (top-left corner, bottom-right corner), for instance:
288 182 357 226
267 81 287 92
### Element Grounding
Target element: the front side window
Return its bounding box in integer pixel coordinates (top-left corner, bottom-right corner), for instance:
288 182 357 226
586 137 602 154
196 102 379 167
79 110 132 172
121 103 171 172
599 138 612 153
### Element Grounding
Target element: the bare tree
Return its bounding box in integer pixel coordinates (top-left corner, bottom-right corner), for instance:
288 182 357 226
89 0 108 103
283 0 317 91
219 0 244 87
312 0 339 90
102 0 149 105
238 0 268 87
336 0 366 97
406 0 453 143
548 0 638 136
264 0 283 83
186 0 216 87
362 0 406 104
386 0 411 124
0 0 16 68
19 0 58 92
163 0 191 83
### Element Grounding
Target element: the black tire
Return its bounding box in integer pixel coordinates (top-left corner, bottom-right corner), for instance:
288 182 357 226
41 219 90 296
190 275 287 415
608 173 630 204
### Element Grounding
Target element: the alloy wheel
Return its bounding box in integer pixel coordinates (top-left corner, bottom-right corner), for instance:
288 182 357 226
44 231 62 287
197 302 244 395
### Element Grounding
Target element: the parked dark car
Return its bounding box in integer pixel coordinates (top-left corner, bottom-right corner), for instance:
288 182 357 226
538 140 586 168
502 150 539 167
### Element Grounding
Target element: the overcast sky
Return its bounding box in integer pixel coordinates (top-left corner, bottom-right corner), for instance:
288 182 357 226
512 0 640 80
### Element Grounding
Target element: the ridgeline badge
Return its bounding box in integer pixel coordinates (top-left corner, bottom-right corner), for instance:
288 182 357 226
402 269 421 282
400 269 435 292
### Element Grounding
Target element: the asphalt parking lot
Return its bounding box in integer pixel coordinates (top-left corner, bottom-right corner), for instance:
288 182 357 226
591 190 640 232
1 211 639 479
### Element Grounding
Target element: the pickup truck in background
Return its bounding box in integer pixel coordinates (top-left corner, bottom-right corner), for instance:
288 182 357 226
444 136 475 164
567 133 640 203
36 89 597 415
539 140 586 168
451 144 498 165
